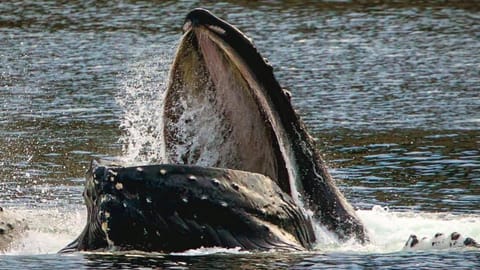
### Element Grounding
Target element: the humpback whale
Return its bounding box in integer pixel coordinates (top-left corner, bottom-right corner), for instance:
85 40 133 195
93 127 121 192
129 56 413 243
403 232 479 250
61 8 369 253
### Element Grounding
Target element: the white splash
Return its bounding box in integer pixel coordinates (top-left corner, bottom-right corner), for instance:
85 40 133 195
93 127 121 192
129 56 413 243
5 203 479 255
171 246 249 256
116 47 174 164
4 207 85 255
315 205 480 253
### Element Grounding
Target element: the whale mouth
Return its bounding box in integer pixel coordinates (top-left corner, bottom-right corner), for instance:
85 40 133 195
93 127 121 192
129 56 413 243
164 9 367 242
164 10 293 195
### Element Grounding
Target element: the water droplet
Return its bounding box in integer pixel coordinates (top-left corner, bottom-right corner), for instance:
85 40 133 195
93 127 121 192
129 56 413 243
201 195 208 200
188 175 197 182
122 202 127 208
182 197 189 203
146 197 152 203
136 167 144 172
159 169 167 175
110 176 115 182
220 201 228 207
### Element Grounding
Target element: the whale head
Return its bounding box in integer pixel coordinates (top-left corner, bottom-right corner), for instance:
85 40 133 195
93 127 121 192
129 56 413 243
164 8 367 242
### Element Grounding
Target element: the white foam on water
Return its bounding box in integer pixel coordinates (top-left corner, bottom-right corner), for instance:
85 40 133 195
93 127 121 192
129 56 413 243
171 246 249 256
5 204 479 255
4 207 86 255
315 205 480 253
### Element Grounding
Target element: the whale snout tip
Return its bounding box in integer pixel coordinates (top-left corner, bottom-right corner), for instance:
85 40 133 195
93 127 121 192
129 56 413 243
184 8 209 29
185 8 213 22
183 8 221 33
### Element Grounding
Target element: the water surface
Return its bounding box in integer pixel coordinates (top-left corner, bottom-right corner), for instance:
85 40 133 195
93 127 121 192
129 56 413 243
1 0 479 269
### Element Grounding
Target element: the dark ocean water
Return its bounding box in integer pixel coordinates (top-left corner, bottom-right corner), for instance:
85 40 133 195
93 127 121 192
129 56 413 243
1 1 479 269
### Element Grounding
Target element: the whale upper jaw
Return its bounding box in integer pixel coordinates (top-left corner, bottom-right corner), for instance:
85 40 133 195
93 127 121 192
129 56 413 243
165 9 292 195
